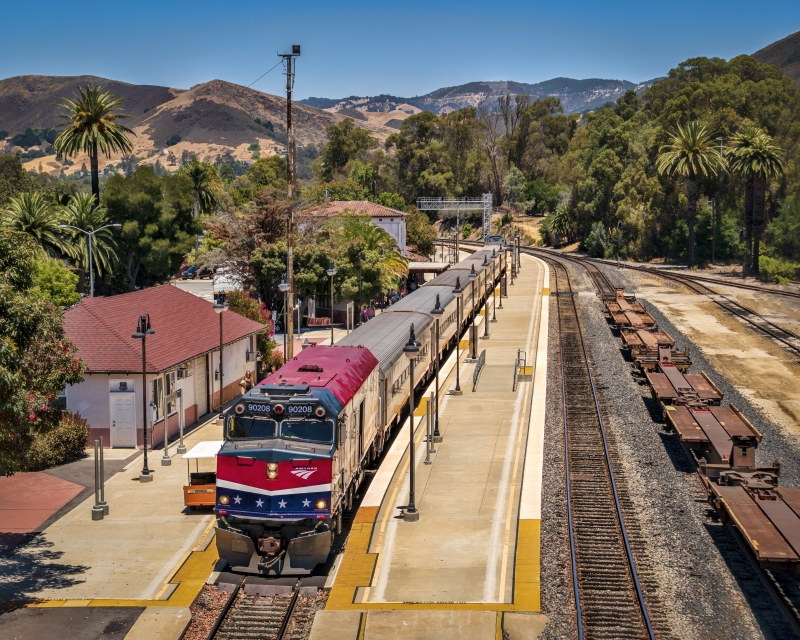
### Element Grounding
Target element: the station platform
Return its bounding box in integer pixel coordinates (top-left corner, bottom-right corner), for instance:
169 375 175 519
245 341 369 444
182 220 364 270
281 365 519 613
1 412 227 639
313 254 550 639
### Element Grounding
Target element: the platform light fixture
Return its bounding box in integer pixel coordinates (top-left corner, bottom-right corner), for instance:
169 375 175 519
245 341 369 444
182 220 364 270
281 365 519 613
452 277 463 396
214 292 229 420
326 260 337 345
431 294 443 442
402 323 420 522
132 314 155 482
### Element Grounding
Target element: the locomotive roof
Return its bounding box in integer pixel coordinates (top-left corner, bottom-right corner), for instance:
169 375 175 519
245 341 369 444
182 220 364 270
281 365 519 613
260 345 377 407
337 310 432 373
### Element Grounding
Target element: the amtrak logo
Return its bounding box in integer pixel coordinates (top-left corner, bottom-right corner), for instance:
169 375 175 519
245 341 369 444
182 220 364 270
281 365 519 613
291 469 317 480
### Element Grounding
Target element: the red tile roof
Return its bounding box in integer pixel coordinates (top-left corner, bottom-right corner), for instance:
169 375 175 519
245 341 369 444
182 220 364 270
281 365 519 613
64 285 266 373
302 201 409 219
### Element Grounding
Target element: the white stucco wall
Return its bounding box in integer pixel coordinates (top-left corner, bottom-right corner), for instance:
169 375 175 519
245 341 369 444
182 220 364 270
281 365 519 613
372 217 407 256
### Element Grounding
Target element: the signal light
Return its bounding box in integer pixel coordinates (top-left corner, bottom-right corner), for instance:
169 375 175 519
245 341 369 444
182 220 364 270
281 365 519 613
315 406 325 418
235 404 245 414
273 404 285 416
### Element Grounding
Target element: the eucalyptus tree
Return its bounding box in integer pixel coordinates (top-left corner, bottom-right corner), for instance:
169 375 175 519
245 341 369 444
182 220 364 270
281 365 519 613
727 128 786 276
53 85 135 206
656 121 726 267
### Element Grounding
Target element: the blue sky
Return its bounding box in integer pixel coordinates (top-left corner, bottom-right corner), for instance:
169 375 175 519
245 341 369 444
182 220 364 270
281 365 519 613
2 1 797 99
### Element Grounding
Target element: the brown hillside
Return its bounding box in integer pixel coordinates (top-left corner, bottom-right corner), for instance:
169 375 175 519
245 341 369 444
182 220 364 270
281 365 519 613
1 75 396 175
0 75 180 133
753 30 800 86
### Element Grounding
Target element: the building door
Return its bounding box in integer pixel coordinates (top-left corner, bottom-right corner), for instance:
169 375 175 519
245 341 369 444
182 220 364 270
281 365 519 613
109 392 136 448
196 355 208 417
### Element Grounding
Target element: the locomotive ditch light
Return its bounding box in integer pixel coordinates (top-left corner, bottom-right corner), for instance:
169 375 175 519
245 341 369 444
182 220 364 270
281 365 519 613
235 404 245 414
315 499 328 510
219 495 230 505
315 406 325 418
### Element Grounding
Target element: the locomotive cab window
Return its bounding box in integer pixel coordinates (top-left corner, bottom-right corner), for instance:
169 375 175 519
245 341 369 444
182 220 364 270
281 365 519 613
281 419 334 445
228 416 277 439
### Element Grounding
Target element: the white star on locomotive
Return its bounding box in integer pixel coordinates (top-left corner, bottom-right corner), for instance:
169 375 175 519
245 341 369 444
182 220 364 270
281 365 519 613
255 498 264 508
302 499 310 507
278 499 287 508
234 495 242 504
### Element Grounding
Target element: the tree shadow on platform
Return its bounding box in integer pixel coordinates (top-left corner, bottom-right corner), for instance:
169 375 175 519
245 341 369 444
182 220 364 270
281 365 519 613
0 534 88 611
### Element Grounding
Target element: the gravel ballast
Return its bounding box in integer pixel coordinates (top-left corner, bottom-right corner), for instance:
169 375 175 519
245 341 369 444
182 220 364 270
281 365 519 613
540 256 799 639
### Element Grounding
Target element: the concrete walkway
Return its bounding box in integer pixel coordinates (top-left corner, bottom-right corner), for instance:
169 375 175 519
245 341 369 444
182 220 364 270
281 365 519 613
0 414 223 611
317 254 551 638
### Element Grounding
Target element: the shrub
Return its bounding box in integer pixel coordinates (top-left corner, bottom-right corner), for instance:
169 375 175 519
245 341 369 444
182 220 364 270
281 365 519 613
584 222 608 258
166 134 181 147
26 412 89 471
462 223 472 239
758 256 799 284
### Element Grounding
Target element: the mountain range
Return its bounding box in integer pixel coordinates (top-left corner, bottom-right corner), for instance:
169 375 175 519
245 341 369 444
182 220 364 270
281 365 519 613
753 29 800 86
302 77 658 117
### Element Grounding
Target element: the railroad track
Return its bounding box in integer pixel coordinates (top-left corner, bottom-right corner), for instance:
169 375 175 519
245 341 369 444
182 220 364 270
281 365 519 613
208 579 322 640
547 256 655 640
514 244 800 358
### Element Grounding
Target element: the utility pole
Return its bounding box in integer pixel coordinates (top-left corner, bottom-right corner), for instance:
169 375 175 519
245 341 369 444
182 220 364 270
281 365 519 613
280 45 300 360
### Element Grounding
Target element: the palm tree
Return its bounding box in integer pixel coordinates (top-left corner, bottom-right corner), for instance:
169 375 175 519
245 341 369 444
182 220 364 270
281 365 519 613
61 193 118 292
53 85 135 206
726 127 760 271
1 192 67 256
727 127 786 277
656 121 726 267
179 157 223 219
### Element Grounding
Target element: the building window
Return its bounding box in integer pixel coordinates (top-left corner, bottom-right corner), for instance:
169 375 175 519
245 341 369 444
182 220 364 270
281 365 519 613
166 371 177 415
152 377 164 421
53 387 67 412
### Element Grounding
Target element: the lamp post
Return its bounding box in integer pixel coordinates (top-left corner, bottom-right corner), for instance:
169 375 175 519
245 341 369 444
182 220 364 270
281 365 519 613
711 198 717 265
452 277 463 396
358 253 364 324
327 260 337 345
132 314 154 482
213 292 229 420
468 263 477 322
59 223 121 297
402 324 420 522
481 254 490 338
491 248 498 320
431 295 443 441
279 275 289 362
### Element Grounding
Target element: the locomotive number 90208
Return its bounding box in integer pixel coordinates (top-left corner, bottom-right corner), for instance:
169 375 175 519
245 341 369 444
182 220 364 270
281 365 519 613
287 404 314 415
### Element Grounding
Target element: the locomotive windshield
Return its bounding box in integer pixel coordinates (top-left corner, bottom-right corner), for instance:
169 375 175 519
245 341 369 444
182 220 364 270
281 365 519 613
228 416 278 439
280 419 334 444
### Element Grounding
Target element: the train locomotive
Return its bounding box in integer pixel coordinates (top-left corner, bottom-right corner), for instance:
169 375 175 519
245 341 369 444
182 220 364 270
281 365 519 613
214 246 506 575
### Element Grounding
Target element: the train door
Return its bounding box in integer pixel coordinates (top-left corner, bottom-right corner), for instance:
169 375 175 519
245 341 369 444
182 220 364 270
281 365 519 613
358 400 365 462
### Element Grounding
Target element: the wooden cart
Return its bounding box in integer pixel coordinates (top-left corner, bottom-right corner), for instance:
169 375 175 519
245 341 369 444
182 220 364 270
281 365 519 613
182 440 223 509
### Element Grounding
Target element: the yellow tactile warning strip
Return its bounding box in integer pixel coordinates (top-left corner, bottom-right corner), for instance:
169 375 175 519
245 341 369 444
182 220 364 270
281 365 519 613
29 529 219 609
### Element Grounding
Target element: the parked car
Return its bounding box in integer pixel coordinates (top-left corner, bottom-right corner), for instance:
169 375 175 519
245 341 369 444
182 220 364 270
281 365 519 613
181 266 198 280
181 265 216 280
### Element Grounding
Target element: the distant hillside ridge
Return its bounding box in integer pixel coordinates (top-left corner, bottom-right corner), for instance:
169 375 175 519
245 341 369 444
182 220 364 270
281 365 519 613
301 76 659 116
753 30 800 85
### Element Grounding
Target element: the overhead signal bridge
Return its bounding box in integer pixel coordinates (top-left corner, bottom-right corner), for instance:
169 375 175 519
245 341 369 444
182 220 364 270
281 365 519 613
416 193 493 241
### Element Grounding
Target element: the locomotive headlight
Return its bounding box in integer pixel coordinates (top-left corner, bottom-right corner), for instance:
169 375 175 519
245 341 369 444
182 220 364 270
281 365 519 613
267 462 278 479
219 495 230 505
315 499 328 510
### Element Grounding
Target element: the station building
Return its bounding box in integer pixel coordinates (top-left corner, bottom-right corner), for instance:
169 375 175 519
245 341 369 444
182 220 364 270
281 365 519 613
302 200 409 256
62 285 266 449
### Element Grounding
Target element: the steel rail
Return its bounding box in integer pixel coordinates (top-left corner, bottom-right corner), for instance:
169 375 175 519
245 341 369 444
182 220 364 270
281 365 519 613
547 256 654 640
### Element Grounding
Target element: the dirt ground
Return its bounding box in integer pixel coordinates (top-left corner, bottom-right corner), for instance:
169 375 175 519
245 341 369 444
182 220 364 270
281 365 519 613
620 267 800 446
